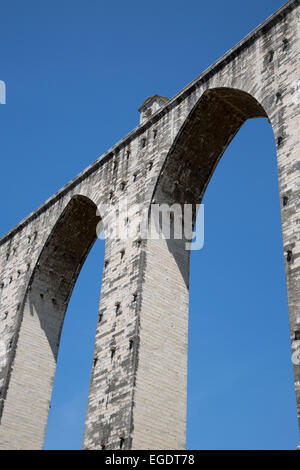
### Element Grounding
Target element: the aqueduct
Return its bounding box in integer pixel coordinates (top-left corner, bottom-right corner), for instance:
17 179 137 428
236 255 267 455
0 0 299 449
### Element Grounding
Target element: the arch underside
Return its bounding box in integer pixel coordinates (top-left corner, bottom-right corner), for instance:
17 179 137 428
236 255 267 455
28 195 101 359
155 88 268 207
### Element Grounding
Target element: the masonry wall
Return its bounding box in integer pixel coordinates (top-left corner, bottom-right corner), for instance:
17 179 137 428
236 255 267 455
0 0 299 449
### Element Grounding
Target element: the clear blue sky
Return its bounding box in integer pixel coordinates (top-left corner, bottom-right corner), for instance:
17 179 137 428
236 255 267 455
0 0 299 450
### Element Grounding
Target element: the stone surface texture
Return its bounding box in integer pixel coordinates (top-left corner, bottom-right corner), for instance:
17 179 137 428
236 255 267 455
0 0 299 450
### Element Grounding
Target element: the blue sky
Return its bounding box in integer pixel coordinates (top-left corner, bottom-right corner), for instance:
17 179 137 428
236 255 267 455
0 0 299 450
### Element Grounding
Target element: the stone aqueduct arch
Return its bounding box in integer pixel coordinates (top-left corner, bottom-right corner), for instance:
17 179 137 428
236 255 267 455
0 0 300 450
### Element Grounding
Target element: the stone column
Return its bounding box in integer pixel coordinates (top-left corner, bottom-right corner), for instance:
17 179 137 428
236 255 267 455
272 108 300 439
83 205 191 450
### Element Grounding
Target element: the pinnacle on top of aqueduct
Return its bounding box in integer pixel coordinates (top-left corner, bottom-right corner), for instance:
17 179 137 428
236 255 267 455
138 95 169 123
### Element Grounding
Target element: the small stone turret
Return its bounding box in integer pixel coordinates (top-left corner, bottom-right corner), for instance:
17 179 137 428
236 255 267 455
138 94 169 124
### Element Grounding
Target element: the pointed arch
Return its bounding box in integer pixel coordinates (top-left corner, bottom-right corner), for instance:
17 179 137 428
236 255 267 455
152 88 268 207
0 194 103 449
